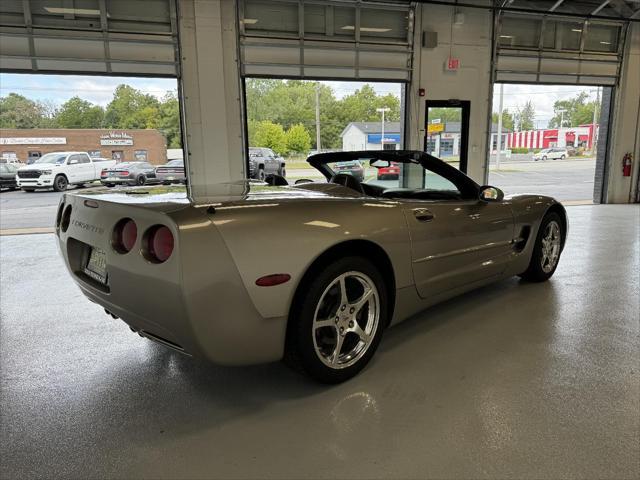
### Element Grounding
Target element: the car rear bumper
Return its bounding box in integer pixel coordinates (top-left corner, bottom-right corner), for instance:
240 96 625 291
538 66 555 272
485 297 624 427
56 194 287 365
156 172 186 183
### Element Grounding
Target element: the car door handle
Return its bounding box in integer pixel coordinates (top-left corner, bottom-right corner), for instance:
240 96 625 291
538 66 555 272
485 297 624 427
413 208 435 222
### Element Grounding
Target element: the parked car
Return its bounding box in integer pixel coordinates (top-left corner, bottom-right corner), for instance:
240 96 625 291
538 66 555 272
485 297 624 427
0 157 22 165
16 152 116 192
248 147 286 180
0 163 18 190
101 162 159 187
155 159 186 185
376 161 400 180
333 160 365 181
55 150 566 383
533 148 568 161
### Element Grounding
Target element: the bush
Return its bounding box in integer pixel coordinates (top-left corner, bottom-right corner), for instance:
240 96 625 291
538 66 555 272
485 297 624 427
510 147 530 154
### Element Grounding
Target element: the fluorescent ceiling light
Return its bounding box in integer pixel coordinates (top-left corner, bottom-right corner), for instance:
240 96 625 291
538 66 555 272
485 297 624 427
499 35 513 39
341 25 392 33
600 41 611 45
44 7 100 15
571 29 583 32
242 18 258 25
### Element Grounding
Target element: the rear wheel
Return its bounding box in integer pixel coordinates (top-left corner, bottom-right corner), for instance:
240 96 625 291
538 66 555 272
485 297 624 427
279 166 286 177
542 155 548 161
285 256 387 383
520 212 564 282
137 175 146 186
53 175 68 192
560 154 566 160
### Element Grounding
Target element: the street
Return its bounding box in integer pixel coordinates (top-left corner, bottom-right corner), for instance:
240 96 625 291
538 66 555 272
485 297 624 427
0 158 596 232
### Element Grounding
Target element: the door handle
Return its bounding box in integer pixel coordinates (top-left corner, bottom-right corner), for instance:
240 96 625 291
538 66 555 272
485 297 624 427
413 208 435 222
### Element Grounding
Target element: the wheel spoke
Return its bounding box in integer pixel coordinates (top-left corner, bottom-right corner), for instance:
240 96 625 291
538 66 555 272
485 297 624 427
338 275 348 306
331 334 345 366
352 287 373 314
350 323 370 343
314 318 335 330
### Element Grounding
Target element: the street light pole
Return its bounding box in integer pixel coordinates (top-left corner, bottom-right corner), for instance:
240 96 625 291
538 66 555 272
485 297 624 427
496 83 504 170
376 107 390 151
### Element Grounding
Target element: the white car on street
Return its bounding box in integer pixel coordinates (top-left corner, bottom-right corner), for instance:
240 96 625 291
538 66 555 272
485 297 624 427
533 148 569 161
16 152 116 192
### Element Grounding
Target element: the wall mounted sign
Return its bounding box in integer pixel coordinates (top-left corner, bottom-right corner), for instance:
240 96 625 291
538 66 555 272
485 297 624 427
100 131 134 146
0 137 66 145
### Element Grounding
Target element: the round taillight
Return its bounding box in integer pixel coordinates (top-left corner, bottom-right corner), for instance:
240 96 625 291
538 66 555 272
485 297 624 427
60 205 72 233
112 218 137 253
144 225 174 263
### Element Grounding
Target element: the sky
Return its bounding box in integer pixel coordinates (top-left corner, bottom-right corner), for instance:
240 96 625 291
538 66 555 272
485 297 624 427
0 73 600 129
492 83 602 129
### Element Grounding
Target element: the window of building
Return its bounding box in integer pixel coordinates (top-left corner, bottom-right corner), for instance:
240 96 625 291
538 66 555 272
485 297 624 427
134 150 148 161
28 151 41 160
112 151 124 161
88 150 102 158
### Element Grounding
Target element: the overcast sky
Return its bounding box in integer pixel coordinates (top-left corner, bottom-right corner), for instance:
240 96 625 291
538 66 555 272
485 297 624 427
0 73 600 129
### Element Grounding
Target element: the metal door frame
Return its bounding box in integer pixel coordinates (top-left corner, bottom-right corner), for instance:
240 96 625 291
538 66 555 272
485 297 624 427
424 99 471 174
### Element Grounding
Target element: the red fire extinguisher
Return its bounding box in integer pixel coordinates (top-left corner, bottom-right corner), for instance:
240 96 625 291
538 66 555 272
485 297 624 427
622 153 632 177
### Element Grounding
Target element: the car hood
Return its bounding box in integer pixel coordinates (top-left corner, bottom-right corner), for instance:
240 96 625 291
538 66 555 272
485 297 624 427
18 164 61 171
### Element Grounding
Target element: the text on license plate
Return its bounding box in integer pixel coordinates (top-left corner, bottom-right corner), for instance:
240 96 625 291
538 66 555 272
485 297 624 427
84 247 108 284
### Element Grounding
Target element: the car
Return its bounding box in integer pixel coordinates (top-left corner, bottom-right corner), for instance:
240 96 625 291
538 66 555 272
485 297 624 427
55 150 567 384
248 147 286 180
332 160 365 182
155 159 186 185
533 148 568 161
376 161 400 180
16 152 117 192
0 163 19 190
100 162 159 187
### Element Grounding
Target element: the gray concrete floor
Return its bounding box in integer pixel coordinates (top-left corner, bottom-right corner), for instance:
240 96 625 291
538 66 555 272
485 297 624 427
1 205 638 480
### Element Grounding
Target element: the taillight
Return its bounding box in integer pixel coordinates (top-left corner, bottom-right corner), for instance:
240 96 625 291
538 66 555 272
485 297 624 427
112 218 137 253
100 169 107 177
143 225 174 263
119 170 130 176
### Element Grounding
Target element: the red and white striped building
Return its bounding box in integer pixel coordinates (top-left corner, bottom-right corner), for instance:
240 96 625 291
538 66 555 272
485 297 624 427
502 124 598 150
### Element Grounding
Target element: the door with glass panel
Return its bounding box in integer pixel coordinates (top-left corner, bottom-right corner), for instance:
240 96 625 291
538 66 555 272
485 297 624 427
425 100 470 173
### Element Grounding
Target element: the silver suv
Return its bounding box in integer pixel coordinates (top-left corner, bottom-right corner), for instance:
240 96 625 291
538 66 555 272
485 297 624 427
248 148 286 180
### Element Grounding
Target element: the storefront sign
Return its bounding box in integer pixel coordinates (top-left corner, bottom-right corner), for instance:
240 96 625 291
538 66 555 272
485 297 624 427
427 123 444 134
100 131 134 146
0 137 66 145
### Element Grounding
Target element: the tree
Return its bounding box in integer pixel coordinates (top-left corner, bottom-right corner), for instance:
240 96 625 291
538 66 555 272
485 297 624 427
55 96 104 128
252 120 286 154
548 91 597 128
491 109 515 131
285 124 311 154
158 92 181 148
104 84 161 129
0 93 53 128
515 100 535 130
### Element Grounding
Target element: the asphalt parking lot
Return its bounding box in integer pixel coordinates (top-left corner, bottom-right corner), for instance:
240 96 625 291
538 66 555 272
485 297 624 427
0 158 596 232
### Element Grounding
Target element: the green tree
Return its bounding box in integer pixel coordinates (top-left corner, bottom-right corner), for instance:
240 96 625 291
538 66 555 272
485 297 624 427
158 92 181 148
491 109 515 131
427 108 461 123
252 120 286 154
548 92 597 128
515 100 535 130
104 84 160 129
55 96 104 128
0 93 53 128
285 124 311 154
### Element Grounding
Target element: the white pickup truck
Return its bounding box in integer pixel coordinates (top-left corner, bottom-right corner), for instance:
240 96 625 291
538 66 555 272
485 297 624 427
16 152 116 192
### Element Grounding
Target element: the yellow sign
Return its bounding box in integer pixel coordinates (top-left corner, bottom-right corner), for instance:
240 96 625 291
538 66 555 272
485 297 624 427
427 123 444 134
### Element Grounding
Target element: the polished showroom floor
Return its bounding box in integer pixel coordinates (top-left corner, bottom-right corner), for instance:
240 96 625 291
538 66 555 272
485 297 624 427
1 205 638 479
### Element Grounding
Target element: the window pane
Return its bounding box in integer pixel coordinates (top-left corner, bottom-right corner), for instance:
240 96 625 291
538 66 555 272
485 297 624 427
499 17 541 48
359 8 408 42
550 20 583 51
585 24 619 52
304 4 326 35
333 6 356 38
243 0 298 35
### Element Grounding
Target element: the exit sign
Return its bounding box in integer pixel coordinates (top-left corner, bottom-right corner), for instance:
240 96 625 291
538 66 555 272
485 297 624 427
446 57 460 71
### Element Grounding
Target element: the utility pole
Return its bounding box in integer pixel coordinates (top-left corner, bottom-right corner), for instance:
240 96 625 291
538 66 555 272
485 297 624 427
315 82 321 152
591 87 600 154
376 107 390 151
496 83 504 170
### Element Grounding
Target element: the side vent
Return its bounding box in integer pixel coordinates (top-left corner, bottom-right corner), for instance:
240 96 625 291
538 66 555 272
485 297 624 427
513 226 531 252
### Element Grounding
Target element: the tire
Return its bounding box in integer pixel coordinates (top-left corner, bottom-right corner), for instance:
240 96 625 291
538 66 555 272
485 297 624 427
560 155 566 160
542 156 548 161
137 175 146 186
285 256 388 383
519 212 564 282
53 175 68 192
106 183 115 188
279 167 286 177
257 168 266 181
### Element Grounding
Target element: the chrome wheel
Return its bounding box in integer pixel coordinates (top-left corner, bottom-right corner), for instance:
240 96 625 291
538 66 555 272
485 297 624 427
540 220 561 273
312 271 380 370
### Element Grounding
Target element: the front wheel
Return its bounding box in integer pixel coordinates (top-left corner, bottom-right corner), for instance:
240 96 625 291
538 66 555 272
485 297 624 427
53 175 68 192
285 256 387 383
136 175 146 186
278 166 286 177
257 168 266 181
519 212 564 282
560 155 566 160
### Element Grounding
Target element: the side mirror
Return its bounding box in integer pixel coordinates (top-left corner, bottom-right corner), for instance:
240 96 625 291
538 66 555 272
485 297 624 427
479 185 504 202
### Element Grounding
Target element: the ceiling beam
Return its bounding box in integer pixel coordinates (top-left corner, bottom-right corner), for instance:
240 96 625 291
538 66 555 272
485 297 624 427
591 0 611 15
549 0 565 12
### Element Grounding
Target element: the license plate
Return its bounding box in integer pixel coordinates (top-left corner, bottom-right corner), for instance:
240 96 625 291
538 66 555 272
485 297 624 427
84 247 108 284
167 176 174 180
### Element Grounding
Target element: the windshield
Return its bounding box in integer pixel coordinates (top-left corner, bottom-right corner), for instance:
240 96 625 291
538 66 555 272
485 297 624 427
33 153 67 164
167 159 183 166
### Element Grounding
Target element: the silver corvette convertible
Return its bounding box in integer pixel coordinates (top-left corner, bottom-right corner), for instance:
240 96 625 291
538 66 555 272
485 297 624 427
56 150 567 383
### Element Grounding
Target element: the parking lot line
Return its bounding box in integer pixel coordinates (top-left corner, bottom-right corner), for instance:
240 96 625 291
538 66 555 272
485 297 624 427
0 227 55 236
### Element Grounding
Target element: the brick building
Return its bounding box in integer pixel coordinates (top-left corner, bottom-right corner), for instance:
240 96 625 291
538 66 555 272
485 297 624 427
0 129 168 165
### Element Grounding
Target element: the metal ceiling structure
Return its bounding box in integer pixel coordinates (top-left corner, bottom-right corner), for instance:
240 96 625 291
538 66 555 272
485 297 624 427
0 0 179 76
238 0 415 80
